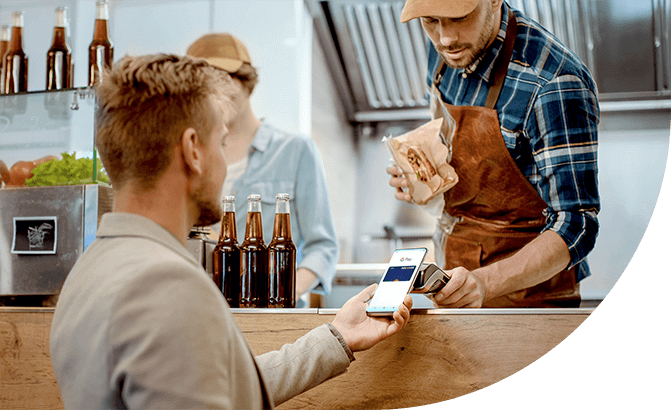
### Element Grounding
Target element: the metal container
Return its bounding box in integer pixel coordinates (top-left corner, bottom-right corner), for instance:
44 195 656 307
186 227 217 279
0 185 113 295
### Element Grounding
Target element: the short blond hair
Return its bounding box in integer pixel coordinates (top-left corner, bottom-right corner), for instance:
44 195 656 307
95 54 234 189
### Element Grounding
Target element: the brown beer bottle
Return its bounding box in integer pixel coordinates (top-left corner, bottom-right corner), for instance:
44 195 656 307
46 7 73 91
213 196 241 308
240 194 268 308
88 0 114 87
268 193 297 308
0 25 9 94
2 12 28 94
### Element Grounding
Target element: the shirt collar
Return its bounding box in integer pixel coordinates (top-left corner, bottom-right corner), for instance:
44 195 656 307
462 1 511 83
249 119 273 153
95 212 200 268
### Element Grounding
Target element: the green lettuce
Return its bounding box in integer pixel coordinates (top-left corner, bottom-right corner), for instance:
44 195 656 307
25 152 110 186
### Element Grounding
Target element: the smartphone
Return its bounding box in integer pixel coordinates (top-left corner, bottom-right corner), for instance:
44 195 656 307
366 247 428 316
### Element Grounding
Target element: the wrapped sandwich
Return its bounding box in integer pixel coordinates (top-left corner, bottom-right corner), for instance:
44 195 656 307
384 118 458 205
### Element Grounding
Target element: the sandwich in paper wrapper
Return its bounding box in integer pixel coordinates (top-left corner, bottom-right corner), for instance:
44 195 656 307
383 118 458 205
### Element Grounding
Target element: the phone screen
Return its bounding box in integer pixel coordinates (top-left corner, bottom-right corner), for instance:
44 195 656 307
366 247 427 316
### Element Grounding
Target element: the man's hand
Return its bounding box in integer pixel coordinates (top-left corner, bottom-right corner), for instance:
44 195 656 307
331 284 413 352
386 165 412 202
432 267 487 308
432 232 571 308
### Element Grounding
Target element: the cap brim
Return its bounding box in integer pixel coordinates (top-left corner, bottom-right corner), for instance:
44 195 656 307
400 0 479 23
204 57 244 74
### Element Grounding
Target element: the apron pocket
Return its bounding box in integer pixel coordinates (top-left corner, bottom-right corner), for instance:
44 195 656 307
443 235 483 271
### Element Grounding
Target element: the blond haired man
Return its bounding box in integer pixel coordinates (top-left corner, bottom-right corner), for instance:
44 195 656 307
50 54 412 409
187 33 339 303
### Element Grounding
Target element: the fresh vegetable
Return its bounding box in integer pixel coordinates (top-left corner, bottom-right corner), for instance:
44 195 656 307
0 160 9 185
7 161 37 186
25 152 110 186
34 155 59 165
2 156 59 187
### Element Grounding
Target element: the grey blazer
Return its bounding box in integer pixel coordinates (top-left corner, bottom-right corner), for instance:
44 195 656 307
50 213 351 409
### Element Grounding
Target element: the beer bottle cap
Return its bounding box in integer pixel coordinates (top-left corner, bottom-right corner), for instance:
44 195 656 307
96 0 110 20
55 7 68 28
12 12 24 28
276 193 290 201
248 194 261 201
222 195 235 203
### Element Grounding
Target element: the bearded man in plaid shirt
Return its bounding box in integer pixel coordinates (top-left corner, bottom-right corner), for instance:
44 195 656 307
389 0 599 308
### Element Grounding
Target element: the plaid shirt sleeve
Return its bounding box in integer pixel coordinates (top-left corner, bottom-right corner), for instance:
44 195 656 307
527 74 600 271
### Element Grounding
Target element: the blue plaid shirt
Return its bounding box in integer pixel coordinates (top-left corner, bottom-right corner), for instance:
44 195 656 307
427 2 600 281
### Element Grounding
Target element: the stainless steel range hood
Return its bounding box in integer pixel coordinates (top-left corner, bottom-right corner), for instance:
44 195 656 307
307 0 671 124
307 0 431 123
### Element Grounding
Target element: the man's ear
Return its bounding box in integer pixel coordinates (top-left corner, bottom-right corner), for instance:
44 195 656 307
180 127 204 176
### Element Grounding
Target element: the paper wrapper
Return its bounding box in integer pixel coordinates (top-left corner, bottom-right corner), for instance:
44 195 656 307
384 118 458 205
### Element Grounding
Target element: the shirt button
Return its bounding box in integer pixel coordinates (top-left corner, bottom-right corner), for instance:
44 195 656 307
461 73 468 79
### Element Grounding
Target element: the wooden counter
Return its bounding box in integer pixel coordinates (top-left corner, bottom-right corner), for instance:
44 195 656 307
0 307 591 409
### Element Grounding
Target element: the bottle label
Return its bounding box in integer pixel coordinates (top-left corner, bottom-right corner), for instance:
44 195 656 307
90 46 105 85
54 52 64 89
10 55 21 93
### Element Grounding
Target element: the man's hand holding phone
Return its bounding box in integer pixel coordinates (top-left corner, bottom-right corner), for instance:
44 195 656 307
366 248 427 316
331 284 413 352
331 248 425 352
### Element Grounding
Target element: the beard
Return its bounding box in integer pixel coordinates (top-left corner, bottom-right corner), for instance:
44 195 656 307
435 6 495 69
194 202 221 227
191 178 223 227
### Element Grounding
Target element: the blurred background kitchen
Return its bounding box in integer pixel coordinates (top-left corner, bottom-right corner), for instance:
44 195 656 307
1 0 669 308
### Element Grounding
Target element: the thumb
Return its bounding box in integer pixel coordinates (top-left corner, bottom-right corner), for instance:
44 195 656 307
354 283 377 303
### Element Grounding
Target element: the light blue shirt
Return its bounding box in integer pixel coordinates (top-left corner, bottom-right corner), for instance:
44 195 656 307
229 121 338 294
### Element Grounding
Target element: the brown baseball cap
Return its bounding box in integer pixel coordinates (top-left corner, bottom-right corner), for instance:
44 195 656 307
186 33 251 74
400 0 479 23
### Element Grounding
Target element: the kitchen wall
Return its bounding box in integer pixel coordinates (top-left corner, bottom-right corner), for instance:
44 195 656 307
1 0 669 302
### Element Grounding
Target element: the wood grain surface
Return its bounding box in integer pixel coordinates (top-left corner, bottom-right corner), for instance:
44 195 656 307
0 308 63 410
0 308 589 410
233 310 589 409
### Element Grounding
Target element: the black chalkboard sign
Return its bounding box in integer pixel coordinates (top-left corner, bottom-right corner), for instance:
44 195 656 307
12 216 58 254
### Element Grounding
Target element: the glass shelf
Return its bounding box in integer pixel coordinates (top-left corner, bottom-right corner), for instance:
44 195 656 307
0 87 97 187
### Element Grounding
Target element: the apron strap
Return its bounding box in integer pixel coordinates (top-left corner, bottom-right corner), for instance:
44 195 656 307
485 8 517 109
431 8 518 109
432 59 447 86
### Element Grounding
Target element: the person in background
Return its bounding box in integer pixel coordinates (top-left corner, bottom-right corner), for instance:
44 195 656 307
186 33 338 304
50 54 413 409
388 0 600 308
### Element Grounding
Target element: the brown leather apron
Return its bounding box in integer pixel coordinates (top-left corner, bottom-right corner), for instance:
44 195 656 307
432 10 580 308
